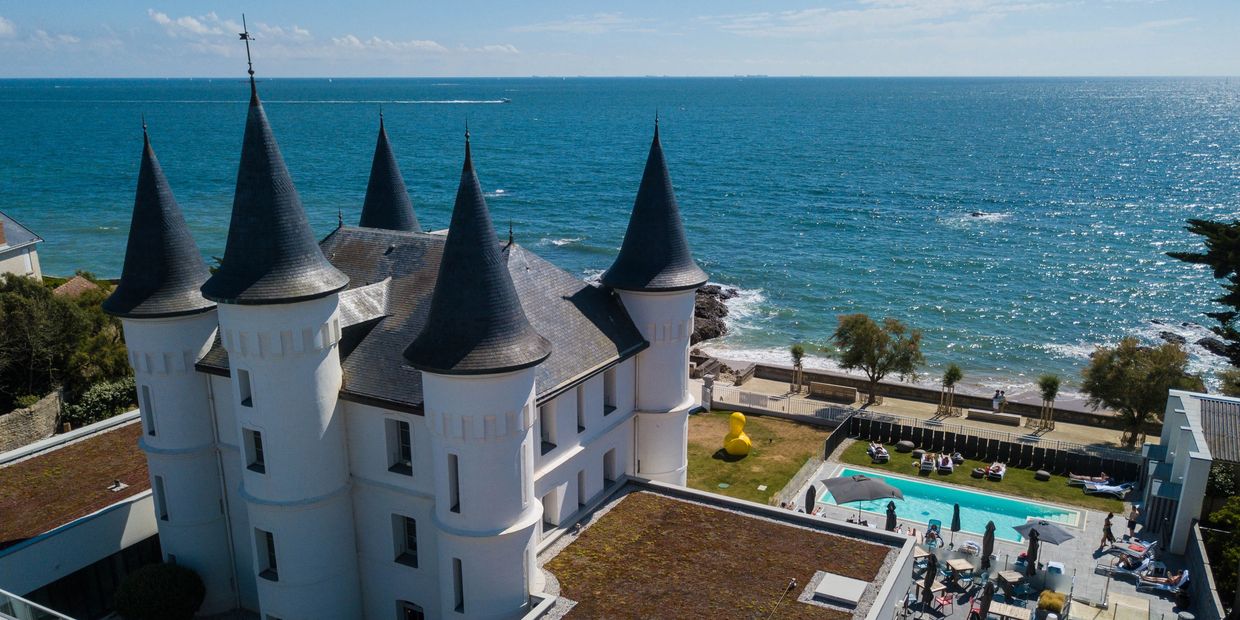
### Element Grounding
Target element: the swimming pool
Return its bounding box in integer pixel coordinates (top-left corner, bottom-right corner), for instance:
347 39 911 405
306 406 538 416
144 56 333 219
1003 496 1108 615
821 467 1080 542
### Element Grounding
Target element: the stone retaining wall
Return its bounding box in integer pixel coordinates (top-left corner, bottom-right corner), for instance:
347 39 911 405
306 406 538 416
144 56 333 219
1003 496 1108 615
0 392 61 453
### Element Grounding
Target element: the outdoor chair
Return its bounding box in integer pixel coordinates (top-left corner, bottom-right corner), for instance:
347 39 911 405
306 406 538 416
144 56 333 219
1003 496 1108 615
1137 570 1188 596
934 592 955 615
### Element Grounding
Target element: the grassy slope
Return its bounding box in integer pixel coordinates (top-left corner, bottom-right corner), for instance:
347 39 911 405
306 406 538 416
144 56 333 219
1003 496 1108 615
686 411 830 504
838 440 1123 513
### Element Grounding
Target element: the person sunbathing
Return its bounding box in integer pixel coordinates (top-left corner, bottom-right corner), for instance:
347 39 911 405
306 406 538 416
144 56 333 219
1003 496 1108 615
989 462 1004 472
1069 472 1109 483
1143 570 1186 586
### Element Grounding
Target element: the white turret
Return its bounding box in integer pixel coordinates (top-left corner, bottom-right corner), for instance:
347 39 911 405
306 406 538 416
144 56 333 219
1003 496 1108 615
102 128 235 613
198 74 360 619
404 132 552 618
601 121 708 485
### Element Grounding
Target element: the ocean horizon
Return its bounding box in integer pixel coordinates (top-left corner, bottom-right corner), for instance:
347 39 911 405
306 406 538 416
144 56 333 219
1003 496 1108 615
2 76 1237 399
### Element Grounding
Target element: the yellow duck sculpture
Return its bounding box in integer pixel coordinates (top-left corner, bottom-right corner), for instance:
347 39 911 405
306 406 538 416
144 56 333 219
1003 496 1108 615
723 411 752 457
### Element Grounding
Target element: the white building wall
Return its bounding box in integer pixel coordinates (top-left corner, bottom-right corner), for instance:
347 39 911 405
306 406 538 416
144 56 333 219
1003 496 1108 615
352 483 441 619
120 312 235 615
617 289 696 485
422 370 542 619
216 297 361 620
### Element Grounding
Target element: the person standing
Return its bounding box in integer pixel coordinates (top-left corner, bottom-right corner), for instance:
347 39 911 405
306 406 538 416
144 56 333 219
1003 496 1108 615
992 390 1001 412
998 391 1008 413
1099 512 1117 551
1127 505 1141 539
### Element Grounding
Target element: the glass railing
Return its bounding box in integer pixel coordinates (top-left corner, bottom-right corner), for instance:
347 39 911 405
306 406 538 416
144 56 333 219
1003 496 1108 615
0 588 76 620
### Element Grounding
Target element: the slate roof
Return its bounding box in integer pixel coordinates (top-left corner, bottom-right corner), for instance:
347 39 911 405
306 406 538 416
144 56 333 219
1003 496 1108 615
601 122 708 292
200 82 349 305
0 210 42 252
103 130 216 319
359 116 421 232
198 226 647 412
1200 396 1240 463
403 136 552 375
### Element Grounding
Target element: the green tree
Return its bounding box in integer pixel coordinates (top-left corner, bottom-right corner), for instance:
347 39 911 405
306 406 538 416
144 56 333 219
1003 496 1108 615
1080 337 1203 448
1167 218 1240 365
0 274 89 409
1037 374 1061 430
1220 367 1240 397
938 363 963 415
831 314 924 406
1202 496 1240 609
790 343 805 392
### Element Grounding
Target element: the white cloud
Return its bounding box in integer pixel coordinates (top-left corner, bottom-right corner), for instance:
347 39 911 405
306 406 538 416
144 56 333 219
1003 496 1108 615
30 29 80 48
512 12 654 35
701 0 1060 38
147 10 243 37
330 34 447 53
473 44 520 54
0 16 15 38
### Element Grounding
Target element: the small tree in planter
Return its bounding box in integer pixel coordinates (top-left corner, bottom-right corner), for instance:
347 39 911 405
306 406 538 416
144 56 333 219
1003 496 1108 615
790 344 805 393
1037 374 1060 430
937 364 963 417
113 562 205 620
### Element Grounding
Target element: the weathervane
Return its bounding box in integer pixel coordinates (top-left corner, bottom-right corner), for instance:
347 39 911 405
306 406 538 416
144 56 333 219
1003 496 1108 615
239 14 255 90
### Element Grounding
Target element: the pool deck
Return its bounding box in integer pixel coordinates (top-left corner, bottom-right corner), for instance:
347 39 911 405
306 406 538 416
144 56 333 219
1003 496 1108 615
787 453 1185 619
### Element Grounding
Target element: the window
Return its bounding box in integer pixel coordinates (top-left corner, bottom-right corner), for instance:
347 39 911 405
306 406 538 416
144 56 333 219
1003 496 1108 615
139 385 155 437
255 529 278 581
576 386 585 433
604 448 618 485
237 369 253 407
397 601 425 620
452 558 464 613
538 403 557 455
447 453 460 513
245 428 266 474
386 419 413 475
393 515 418 568
154 475 168 521
603 368 617 415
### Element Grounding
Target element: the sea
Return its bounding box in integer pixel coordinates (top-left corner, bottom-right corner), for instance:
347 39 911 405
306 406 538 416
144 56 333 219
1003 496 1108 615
2 77 1238 400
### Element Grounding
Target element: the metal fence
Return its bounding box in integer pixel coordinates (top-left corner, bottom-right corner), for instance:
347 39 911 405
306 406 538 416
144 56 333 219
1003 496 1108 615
711 384 855 425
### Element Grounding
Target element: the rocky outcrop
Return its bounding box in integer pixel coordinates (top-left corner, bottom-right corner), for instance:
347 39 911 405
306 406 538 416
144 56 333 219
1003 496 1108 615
692 285 738 344
1197 336 1231 359
1158 331 1187 345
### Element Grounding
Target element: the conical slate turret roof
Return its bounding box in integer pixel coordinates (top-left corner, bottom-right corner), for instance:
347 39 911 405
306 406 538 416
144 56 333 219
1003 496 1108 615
359 115 420 232
200 83 348 305
601 122 707 292
103 128 215 319
404 134 551 375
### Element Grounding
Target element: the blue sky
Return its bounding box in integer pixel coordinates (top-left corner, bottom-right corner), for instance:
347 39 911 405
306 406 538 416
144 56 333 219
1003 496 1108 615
0 1 1236 77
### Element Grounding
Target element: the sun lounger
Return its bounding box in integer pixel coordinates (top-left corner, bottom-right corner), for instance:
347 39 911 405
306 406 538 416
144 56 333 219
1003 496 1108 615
1107 539 1157 560
937 457 954 474
1095 556 1152 581
868 444 890 463
1137 570 1188 595
920 454 935 473
1067 473 1111 487
1083 481 1135 498
987 463 1006 480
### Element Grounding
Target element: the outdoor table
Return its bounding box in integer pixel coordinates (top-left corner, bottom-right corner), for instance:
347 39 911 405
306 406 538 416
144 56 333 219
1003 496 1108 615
913 547 931 560
913 579 947 597
990 602 1032 620
947 558 975 584
998 570 1024 585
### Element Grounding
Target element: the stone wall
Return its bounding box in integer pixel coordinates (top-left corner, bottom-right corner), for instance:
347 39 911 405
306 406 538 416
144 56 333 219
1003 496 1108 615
0 391 61 453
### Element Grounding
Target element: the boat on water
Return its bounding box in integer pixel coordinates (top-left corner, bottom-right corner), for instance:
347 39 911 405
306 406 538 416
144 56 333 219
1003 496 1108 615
500 97 512 104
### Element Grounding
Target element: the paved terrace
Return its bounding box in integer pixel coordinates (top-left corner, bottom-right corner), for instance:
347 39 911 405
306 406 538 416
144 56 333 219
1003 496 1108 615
730 376 1153 449
781 447 1187 620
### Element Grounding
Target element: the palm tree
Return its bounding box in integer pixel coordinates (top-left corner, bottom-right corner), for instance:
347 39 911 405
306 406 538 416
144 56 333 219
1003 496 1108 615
790 344 805 393
938 364 963 416
1037 374 1060 430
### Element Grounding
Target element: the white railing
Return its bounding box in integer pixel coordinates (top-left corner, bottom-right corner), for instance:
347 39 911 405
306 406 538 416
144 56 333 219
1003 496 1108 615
0 588 75 620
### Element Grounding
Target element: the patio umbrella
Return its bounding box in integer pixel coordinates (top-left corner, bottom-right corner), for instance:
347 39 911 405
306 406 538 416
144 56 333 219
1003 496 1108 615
1025 529 1040 578
821 474 903 522
922 553 938 609
978 579 996 620
805 484 817 514
885 501 898 532
1012 519 1075 545
981 521 996 571
950 503 962 547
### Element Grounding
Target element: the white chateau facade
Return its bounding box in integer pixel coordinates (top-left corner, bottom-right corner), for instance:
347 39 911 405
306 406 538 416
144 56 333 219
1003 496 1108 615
102 75 706 619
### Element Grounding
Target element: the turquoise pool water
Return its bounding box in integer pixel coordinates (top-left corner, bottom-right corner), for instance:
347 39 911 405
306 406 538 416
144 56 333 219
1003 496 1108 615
821 468 1080 542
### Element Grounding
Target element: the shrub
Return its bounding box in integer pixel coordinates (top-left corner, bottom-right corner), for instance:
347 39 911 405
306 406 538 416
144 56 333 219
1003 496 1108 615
1037 590 1066 613
61 376 135 428
113 563 205 620
14 394 41 409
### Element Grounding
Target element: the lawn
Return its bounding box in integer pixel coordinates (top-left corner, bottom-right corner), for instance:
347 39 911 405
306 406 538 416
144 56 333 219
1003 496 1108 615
546 491 891 619
837 440 1123 513
687 411 830 504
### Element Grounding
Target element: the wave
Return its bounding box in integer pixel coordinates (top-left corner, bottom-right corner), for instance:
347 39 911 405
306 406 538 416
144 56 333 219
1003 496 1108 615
541 237 582 247
485 189 510 198
581 268 604 286
939 210 1014 229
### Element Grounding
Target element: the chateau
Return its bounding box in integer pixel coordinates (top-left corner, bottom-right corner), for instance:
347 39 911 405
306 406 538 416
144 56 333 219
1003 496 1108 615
100 72 705 619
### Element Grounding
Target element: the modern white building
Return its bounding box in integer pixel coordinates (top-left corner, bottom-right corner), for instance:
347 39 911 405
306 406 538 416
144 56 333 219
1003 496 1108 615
1141 390 1240 555
0 210 43 281
101 69 707 620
